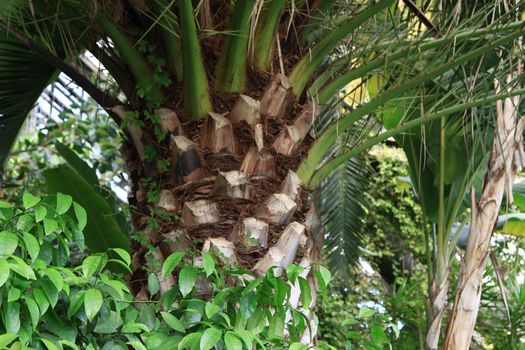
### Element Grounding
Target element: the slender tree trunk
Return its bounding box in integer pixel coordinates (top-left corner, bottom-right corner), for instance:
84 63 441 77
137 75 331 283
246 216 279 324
121 73 324 343
426 270 450 350
442 77 523 349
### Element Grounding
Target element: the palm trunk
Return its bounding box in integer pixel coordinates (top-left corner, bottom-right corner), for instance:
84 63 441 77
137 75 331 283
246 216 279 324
425 270 450 350
442 78 523 349
122 73 323 343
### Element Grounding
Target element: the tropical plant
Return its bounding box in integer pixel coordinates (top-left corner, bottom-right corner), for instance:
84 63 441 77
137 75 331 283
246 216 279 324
0 192 335 349
318 150 428 349
368 2 525 347
1 97 128 225
476 236 525 349
1 0 524 346
0 191 133 348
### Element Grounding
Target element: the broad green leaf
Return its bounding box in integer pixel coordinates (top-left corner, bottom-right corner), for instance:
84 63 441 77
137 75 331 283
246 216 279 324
110 248 131 266
240 292 257 319
268 309 285 339
313 269 327 297
121 322 151 333
162 252 185 279
148 273 160 295
146 333 171 349
390 322 400 338
273 278 288 307
54 142 98 186
56 193 73 215
179 266 196 297
161 311 186 333
43 219 59 235
234 330 253 350
285 264 304 284
82 255 102 278
358 307 376 318
5 303 20 334
224 332 242 350
16 214 33 232
102 279 127 301
495 214 525 237
84 288 103 321
35 205 47 222
44 166 130 253
202 252 215 277
40 278 59 307
0 259 9 287
298 277 312 308
41 339 59 350
289 343 308 350
8 256 35 279
370 325 388 345
178 332 201 350
46 269 64 291
205 302 220 319
217 312 231 328
341 319 359 326
67 290 85 318
60 340 80 350
139 304 156 331
318 266 332 286
159 337 183 348
7 287 20 302
22 232 40 262
73 202 87 231
34 288 50 315
126 342 147 350
23 192 40 209
42 306 78 342
24 296 40 330
0 231 18 256
101 341 128 350
200 328 221 350
0 334 16 348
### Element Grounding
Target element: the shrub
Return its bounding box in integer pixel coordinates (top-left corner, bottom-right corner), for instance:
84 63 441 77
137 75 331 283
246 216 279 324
0 192 337 350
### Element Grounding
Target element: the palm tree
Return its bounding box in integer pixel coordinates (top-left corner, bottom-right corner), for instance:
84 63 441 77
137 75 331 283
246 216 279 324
0 0 523 345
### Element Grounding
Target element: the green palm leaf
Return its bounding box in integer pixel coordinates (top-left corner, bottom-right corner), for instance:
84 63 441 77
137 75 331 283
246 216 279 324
316 156 370 277
0 30 55 172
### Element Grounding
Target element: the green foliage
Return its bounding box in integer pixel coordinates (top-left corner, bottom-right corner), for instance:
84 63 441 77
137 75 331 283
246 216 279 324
2 99 125 198
474 237 525 349
44 164 130 253
318 150 427 349
343 307 398 349
0 192 132 347
2 100 131 254
361 149 427 279
316 156 370 277
0 192 347 349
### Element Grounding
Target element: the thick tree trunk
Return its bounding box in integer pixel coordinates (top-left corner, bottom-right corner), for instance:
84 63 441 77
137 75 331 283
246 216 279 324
442 78 523 349
122 73 323 344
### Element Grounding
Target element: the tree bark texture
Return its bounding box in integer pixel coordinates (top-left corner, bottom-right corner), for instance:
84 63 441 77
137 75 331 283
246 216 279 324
442 78 523 349
121 73 324 344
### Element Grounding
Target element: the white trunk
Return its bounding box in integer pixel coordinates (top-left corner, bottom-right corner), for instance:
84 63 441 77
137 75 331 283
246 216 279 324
425 273 450 350
442 78 523 349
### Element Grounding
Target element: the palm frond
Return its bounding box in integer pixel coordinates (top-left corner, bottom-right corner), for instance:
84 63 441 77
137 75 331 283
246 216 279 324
316 155 371 278
0 30 56 176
